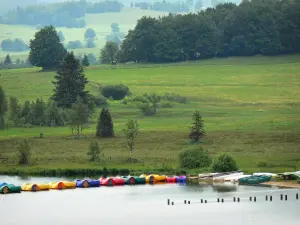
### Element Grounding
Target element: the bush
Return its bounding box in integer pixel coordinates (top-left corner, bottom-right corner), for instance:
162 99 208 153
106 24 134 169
66 40 83 49
101 84 130 100
160 100 175 108
87 140 101 162
162 93 187 104
211 153 238 172
138 103 155 116
94 95 108 107
179 146 212 169
17 139 31 165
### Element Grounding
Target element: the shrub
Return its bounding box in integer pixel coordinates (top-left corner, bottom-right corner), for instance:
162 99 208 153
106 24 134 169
87 140 101 162
160 100 175 108
94 95 108 107
162 93 187 104
179 146 212 169
101 84 130 100
211 153 238 172
139 103 155 116
66 40 83 49
17 139 31 165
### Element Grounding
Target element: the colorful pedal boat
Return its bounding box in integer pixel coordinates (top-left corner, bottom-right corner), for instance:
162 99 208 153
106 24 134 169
122 176 146 185
21 183 50 191
49 181 76 190
75 179 100 188
0 182 22 194
239 175 272 185
140 174 167 184
166 176 187 183
99 177 125 186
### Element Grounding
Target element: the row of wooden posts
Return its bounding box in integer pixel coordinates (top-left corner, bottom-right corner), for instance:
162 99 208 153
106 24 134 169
167 193 299 205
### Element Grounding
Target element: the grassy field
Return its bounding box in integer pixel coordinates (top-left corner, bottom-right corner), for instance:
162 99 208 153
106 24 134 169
0 8 168 61
0 55 300 175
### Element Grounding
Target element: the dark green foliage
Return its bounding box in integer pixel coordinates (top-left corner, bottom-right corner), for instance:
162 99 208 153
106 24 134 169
82 54 90 67
4 54 12 65
189 110 205 142
85 39 96 48
101 84 129 100
58 31 65 42
45 101 66 126
8 96 22 126
1 38 29 52
87 140 101 162
66 40 83 49
100 41 119 64
212 153 238 172
84 28 96 40
29 26 67 71
52 52 89 108
0 86 8 129
123 119 139 161
138 93 161 116
17 139 31 165
87 53 97 65
94 95 108 107
96 108 114 137
120 0 300 62
68 96 90 137
179 146 212 169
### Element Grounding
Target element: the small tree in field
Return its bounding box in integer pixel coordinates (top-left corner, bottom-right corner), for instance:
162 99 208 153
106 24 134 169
123 119 139 161
17 139 31 165
87 140 101 162
96 108 114 137
189 110 205 142
4 54 12 65
69 96 89 137
82 54 90 67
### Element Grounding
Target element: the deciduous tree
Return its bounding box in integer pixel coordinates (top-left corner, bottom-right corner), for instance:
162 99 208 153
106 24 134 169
123 119 139 161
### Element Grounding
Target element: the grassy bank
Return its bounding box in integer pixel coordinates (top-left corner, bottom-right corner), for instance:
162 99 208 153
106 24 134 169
0 55 300 176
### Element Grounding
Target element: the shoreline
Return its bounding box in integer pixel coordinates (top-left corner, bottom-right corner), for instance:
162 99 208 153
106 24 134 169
260 181 300 189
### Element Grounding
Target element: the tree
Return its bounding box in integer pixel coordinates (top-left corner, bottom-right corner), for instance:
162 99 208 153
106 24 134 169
101 84 130 100
67 40 83 49
87 53 97 64
212 153 238 172
58 31 65 42
0 86 8 129
69 96 89 137
140 93 161 116
179 146 212 169
45 100 65 126
4 54 12 65
29 26 67 71
189 110 205 142
84 28 96 40
17 139 31 165
8 96 21 127
111 23 120 32
87 140 101 162
100 41 119 65
123 119 139 161
52 52 89 108
85 39 96 48
82 54 90 67
96 108 114 137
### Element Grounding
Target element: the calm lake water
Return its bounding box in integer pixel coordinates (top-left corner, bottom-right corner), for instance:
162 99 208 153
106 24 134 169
0 175 299 225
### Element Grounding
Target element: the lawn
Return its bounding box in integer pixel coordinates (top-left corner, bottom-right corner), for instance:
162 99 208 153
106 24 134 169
0 8 168 61
0 54 300 175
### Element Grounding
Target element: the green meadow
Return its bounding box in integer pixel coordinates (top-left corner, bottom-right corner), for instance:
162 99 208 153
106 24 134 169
0 55 300 174
0 8 168 61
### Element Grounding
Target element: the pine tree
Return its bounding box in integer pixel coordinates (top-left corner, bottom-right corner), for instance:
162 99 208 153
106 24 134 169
189 110 205 142
52 52 89 108
4 54 12 65
82 54 90 67
96 108 114 137
0 86 8 129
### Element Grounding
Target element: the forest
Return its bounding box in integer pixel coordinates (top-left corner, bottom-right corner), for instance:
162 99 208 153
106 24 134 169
120 0 300 63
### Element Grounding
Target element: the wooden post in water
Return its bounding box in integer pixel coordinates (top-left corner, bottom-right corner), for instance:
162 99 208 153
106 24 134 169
270 196 272 201
167 199 170 205
205 200 207 203
237 197 240 202
250 196 252 201
233 197 236 202
265 195 268 201
217 198 220 203
221 199 224 203
254 197 256 202
188 201 190 204
296 193 299 200
172 202 174 205
285 195 287 201
184 200 187 204
201 199 203 203
280 194 283 200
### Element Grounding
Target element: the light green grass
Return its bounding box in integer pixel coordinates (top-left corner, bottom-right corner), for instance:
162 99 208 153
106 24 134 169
0 8 168 61
0 55 300 174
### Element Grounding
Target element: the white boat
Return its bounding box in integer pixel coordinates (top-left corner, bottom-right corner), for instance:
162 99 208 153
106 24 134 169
213 172 244 182
253 172 277 178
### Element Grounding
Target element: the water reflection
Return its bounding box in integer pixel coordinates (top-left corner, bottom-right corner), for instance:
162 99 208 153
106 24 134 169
212 183 238 192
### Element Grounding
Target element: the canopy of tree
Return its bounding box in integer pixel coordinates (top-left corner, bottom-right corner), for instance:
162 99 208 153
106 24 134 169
134 1 189 12
120 0 300 63
1 38 29 52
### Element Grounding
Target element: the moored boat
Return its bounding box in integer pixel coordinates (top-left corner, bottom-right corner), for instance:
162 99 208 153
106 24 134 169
21 183 50 191
0 183 22 194
239 175 272 185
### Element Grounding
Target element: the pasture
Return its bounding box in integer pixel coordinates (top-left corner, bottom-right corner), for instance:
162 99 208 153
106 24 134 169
0 55 300 174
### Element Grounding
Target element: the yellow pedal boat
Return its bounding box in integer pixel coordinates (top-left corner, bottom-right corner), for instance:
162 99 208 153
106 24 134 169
21 183 50 192
140 174 167 184
49 181 76 190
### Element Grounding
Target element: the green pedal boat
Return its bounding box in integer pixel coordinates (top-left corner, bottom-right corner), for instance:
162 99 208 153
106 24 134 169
238 175 272 185
0 182 22 194
122 176 146 185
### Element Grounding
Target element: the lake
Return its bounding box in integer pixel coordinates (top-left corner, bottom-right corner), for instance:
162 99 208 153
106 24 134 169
0 175 299 225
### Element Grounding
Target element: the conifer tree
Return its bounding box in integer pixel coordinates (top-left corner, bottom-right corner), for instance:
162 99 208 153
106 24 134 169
82 54 90 67
0 86 8 129
189 110 205 142
52 52 89 108
96 108 114 137
4 54 12 65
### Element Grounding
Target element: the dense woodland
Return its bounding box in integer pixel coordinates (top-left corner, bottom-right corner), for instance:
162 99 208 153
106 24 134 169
120 0 300 62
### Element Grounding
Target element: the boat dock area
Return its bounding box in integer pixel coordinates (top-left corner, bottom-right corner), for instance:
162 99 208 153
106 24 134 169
261 181 300 189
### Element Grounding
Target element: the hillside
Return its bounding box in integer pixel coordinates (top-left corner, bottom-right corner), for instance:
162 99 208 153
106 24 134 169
0 55 300 174
0 8 169 61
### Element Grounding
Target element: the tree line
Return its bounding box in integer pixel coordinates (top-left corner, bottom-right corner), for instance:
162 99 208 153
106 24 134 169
133 1 190 12
0 0 123 28
120 0 300 63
